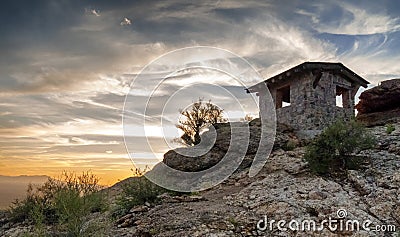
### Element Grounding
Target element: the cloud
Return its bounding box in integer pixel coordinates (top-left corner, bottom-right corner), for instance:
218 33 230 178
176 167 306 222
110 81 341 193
120 17 132 26
309 2 400 35
219 16 337 78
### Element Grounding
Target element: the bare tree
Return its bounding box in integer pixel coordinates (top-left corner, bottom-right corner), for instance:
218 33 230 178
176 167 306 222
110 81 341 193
177 98 225 146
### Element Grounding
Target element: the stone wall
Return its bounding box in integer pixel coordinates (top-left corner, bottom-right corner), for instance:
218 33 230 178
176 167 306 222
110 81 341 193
261 71 357 133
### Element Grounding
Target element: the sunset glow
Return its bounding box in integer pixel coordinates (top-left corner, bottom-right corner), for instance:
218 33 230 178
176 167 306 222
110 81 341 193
1 0 400 186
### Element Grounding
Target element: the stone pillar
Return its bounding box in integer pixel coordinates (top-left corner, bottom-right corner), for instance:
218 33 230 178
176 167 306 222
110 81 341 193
275 89 282 109
342 89 350 109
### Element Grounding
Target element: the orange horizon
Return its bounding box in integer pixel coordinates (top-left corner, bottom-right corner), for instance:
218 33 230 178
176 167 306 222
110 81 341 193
0 167 135 187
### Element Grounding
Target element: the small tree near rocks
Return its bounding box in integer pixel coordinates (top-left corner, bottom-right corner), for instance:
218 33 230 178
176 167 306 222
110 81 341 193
177 98 225 146
304 120 375 175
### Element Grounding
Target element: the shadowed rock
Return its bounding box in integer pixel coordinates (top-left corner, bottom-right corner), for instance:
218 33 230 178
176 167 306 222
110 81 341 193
357 79 400 126
163 120 299 172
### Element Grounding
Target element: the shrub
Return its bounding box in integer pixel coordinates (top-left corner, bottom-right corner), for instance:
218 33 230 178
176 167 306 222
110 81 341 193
282 139 297 151
304 120 375 175
9 171 108 236
115 168 167 216
386 123 395 134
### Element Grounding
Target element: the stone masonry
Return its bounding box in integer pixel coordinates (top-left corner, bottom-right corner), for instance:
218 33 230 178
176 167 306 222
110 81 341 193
247 62 369 137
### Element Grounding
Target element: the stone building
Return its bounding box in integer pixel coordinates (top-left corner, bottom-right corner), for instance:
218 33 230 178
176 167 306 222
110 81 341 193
247 62 369 137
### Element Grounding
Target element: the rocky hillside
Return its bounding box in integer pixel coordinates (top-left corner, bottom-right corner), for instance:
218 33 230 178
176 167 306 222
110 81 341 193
107 121 400 237
1 120 399 236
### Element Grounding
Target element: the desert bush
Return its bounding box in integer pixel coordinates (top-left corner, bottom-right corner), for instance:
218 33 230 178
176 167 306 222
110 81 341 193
282 139 297 151
115 168 167 216
386 123 395 134
9 171 108 236
304 120 375 175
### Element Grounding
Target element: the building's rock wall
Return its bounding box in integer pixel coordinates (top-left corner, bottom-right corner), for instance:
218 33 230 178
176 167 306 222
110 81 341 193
267 72 356 132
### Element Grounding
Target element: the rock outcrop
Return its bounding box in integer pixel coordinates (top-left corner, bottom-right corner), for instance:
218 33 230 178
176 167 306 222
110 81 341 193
356 79 400 126
163 120 300 173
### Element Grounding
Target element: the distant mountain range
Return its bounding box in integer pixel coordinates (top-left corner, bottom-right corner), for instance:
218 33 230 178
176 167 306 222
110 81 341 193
0 175 50 210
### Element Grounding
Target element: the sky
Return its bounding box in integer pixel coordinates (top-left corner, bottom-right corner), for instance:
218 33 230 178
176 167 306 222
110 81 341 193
0 0 400 185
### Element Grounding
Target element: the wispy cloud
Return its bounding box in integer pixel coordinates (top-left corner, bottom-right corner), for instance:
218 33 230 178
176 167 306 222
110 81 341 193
310 2 400 35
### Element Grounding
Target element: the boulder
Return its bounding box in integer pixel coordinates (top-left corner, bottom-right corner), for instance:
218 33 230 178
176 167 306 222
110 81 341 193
356 79 400 126
163 120 299 172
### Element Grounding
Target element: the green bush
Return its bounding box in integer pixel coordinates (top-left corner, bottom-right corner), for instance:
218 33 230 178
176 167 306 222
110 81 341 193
9 171 108 236
304 120 375 175
282 139 297 151
386 123 395 134
115 168 167 216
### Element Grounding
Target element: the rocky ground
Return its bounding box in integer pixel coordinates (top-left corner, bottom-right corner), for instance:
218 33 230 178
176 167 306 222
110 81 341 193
105 122 400 237
1 121 400 237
